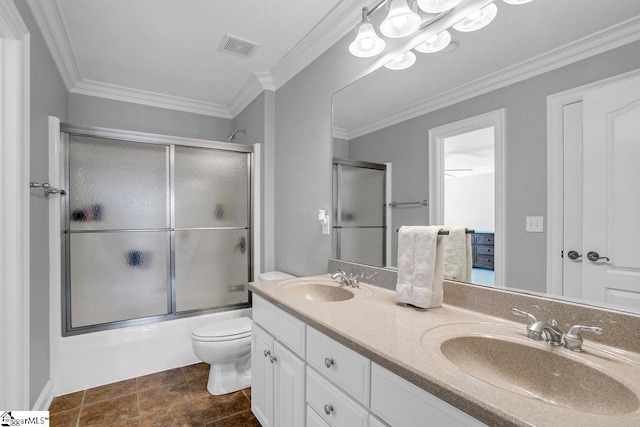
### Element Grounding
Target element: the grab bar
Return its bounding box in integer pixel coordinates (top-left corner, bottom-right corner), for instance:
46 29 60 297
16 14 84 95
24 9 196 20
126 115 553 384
389 199 428 208
30 181 66 197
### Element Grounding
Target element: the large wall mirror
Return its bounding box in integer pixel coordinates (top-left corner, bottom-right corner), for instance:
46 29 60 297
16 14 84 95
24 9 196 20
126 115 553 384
331 0 640 315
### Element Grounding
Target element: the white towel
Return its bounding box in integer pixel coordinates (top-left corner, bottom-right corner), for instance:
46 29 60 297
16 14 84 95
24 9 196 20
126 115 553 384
396 226 444 309
441 226 472 282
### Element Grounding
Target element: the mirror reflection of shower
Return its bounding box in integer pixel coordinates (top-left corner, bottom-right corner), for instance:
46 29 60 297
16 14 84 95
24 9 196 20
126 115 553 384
227 129 246 142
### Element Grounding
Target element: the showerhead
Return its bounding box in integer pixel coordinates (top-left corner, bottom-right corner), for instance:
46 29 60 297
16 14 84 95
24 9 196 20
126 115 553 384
227 129 246 142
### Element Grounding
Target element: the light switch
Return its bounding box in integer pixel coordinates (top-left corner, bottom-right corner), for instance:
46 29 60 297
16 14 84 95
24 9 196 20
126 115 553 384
526 216 544 233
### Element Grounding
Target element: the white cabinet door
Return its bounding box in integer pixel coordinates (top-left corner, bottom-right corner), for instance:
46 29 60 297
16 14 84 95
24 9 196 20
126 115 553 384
252 323 274 427
274 341 306 427
582 74 640 309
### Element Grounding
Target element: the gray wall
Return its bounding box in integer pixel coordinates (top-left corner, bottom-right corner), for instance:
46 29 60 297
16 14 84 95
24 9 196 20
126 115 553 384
348 40 640 292
68 94 232 141
233 91 276 274
332 137 349 159
273 30 397 276
15 1 69 407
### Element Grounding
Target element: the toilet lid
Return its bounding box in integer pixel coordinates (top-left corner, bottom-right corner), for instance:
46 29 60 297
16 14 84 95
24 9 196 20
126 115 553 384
192 317 251 340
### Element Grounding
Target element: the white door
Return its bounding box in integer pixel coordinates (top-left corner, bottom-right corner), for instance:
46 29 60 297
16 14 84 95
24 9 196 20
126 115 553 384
251 323 274 427
273 341 306 427
581 75 640 309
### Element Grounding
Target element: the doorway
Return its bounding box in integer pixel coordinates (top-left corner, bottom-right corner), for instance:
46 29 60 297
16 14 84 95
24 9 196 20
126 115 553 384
428 109 505 287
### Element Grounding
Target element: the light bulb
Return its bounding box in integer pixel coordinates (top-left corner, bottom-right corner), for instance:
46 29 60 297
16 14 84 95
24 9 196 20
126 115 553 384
503 0 533 4
417 0 462 14
380 0 421 38
452 3 498 32
349 22 386 57
414 30 452 53
384 51 416 70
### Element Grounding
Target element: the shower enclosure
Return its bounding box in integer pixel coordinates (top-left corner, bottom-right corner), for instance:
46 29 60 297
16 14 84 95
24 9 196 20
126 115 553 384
61 125 252 335
332 158 387 267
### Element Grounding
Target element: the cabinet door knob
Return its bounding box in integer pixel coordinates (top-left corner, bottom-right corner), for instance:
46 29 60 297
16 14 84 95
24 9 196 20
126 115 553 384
324 404 333 415
269 355 277 364
324 357 334 368
263 349 270 358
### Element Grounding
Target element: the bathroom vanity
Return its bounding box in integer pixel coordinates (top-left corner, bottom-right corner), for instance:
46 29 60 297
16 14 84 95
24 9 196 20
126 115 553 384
249 275 640 427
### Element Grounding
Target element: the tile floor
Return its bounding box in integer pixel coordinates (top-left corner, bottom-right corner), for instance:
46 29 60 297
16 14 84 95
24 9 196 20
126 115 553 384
48 363 260 427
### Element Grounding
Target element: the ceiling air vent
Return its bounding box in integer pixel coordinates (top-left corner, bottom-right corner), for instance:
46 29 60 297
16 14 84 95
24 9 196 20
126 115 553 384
218 34 259 59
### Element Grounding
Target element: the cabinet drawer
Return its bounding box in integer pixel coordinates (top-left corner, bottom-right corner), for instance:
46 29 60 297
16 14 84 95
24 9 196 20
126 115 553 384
474 245 494 255
474 234 494 244
307 368 369 427
307 327 371 406
307 405 331 427
369 414 389 427
473 254 494 264
371 363 487 427
253 294 306 358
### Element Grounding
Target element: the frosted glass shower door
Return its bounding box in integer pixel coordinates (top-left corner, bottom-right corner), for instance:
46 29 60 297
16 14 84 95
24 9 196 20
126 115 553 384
67 136 170 328
332 161 386 267
174 146 250 312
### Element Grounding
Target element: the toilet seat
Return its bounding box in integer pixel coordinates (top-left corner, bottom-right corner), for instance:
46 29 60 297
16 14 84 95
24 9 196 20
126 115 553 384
192 317 252 342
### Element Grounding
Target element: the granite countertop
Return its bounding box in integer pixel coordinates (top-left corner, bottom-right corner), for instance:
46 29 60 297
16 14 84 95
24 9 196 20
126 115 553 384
249 274 640 427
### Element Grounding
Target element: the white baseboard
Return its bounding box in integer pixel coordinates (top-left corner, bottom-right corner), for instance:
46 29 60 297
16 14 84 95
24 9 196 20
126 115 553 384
32 379 53 411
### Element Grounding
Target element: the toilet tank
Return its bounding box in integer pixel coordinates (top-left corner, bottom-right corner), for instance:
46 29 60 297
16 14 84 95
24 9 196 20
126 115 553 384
257 271 295 281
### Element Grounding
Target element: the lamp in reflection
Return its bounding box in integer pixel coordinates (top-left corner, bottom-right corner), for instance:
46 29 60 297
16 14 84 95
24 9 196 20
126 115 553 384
414 30 452 53
380 0 422 38
452 3 498 32
417 0 462 14
349 9 386 57
384 51 417 70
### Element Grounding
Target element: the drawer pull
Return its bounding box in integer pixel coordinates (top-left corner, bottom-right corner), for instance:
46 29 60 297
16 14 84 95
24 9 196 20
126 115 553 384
269 355 277 364
324 357 334 368
263 349 270 358
324 404 333 415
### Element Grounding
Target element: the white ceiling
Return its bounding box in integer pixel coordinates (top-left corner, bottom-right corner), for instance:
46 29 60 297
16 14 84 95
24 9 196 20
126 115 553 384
27 0 370 118
334 0 640 138
445 127 494 178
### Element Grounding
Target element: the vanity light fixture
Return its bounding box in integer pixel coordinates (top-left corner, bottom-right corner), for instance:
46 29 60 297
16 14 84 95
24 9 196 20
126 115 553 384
416 0 462 14
452 3 498 32
384 51 417 70
349 10 386 57
503 0 533 4
414 30 452 53
379 0 422 38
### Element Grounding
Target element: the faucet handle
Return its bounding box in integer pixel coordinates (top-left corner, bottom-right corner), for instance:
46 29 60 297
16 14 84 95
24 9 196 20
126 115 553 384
564 325 604 352
349 272 363 283
512 308 538 325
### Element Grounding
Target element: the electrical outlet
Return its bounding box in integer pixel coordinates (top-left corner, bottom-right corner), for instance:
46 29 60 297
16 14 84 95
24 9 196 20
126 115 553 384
526 216 544 232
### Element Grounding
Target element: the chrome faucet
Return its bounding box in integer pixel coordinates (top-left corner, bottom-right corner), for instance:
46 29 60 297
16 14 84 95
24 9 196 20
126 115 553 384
528 319 564 346
330 270 362 288
512 308 563 346
563 325 604 352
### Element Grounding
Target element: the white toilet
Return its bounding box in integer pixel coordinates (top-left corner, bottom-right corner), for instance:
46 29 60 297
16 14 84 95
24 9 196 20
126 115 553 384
191 271 294 395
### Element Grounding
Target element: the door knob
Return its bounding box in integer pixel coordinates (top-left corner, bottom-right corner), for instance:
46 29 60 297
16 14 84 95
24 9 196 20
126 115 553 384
567 250 582 260
587 251 609 262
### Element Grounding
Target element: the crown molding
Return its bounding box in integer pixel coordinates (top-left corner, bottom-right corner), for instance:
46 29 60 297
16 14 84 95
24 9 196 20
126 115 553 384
26 0 80 90
0 0 28 37
270 0 374 90
346 15 640 140
72 79 232 118
228 72 275 118
332 127 349 140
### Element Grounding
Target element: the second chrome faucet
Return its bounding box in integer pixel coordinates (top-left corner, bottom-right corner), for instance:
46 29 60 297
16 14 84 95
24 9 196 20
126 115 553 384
512 308 603 352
